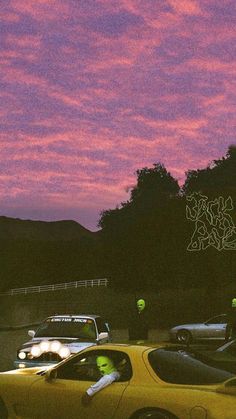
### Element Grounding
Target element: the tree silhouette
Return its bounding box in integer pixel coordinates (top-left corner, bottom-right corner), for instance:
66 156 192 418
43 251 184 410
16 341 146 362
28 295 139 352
98 163 182 290
99 163 180 229
130 163 180 209
183 145 236 197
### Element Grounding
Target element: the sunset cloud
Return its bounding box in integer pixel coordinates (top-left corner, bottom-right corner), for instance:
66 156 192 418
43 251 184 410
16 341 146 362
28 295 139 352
168 0 203 15
0 0 235 229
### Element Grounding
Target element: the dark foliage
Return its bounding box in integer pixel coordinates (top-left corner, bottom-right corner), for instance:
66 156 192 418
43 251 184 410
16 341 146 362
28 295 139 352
98 150 236 291
183 145 236 197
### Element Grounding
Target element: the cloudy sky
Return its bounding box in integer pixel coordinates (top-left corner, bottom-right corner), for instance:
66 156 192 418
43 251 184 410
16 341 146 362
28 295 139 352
1 0 236 231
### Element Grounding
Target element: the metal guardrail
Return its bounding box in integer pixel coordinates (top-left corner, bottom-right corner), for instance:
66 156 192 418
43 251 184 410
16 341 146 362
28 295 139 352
0 278 108 296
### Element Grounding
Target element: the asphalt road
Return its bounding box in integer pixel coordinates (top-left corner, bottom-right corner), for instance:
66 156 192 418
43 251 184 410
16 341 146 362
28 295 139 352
0 328 29 371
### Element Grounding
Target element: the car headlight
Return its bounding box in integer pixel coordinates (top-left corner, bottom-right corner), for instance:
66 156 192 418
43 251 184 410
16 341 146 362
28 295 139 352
58 347 71 359
28 341 70 359
18 351 27 360
50 341 61 353
18 363 26 368
31 345 42 358
39 341 50 352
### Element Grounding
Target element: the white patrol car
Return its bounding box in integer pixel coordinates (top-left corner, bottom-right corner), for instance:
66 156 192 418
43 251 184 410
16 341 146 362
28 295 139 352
14 314 111 369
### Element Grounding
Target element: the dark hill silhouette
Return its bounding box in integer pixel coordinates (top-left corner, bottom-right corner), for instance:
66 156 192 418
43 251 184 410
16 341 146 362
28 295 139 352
0 216 99 241
0 217 105 292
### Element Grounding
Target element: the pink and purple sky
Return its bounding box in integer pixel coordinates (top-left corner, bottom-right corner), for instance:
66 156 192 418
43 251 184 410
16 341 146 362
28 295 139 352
1 0 236 231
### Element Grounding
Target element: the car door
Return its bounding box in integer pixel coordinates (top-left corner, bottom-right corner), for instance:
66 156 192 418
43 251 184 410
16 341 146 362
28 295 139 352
28 349 131 419
201 315 227 339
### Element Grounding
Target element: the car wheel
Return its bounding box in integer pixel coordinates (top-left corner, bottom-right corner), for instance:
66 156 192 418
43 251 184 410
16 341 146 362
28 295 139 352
176 329 192 344
136 409 177 419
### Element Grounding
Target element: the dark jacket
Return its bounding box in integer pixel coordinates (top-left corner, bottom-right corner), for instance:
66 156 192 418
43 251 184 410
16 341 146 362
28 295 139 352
225 307 236 341
128 310 149 340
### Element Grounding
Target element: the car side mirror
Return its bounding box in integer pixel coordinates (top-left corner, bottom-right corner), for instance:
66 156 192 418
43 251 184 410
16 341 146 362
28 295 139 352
98 332 109 340
28 330 35 337
45 368 57 382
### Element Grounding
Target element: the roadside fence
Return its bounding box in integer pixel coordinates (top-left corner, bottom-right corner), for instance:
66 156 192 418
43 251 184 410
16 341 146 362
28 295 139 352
0 278 109 296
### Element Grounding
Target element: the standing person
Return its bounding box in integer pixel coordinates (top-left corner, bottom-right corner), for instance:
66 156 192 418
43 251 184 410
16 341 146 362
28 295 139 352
128 298 149 341
225 298 236 342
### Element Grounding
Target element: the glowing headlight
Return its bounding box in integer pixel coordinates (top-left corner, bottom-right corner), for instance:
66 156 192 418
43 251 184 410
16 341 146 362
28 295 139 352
31 345 42 358
19 363 26 368
59 347 71 359
39 341 50 352
50 340 61 353
18 351 26 360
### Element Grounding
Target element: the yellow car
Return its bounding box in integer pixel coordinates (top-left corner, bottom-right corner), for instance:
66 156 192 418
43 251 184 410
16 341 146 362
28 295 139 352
1 343 236 419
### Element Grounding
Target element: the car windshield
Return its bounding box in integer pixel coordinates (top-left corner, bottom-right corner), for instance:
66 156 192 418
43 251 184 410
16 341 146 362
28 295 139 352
148 348 234 384
35 317 96 340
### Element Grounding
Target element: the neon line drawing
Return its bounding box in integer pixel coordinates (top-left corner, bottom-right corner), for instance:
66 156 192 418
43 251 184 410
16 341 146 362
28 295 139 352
186 192 236 251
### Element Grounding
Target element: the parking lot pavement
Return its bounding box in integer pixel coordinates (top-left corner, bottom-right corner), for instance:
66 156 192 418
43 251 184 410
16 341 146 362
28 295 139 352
0 328 28 372
112 328 169 343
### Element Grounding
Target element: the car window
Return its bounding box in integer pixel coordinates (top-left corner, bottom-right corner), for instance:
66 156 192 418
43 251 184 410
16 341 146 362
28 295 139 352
148 349 234 385
56 349 132 382
206 315 226 325
35 317 96 340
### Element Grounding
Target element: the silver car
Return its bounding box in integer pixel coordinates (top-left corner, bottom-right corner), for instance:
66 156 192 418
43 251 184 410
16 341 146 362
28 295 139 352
169 314 227 344
14 314 111 369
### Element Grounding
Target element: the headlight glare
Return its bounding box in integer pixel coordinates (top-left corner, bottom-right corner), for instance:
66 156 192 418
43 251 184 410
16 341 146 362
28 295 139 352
59 347 71 359
39 341 50 352
50 340 61 353
18 351 26 360
19 363 26 368
31 345 42 358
